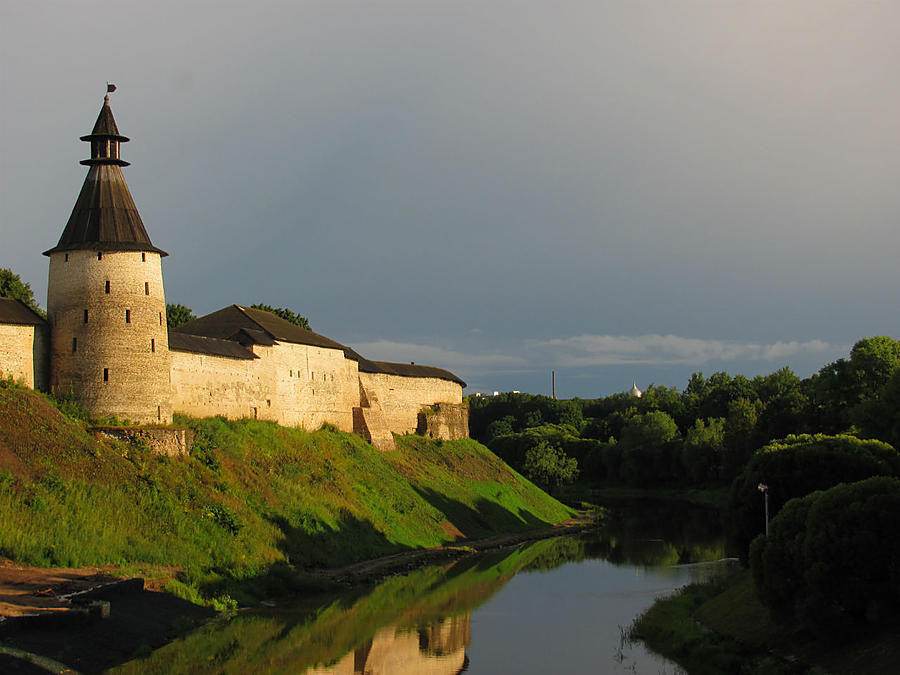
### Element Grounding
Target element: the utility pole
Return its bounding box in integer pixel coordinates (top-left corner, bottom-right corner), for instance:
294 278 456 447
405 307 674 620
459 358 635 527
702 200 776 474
551 370 556 399
758 483 769 537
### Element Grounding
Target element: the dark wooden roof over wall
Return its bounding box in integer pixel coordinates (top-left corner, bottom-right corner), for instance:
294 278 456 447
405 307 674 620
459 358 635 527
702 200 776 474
174 305 466 385
371 361 467 387
0 298 46 325
168 332 257 360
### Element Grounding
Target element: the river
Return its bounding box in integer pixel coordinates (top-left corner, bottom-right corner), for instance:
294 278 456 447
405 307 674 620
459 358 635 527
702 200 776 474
111 501 734 674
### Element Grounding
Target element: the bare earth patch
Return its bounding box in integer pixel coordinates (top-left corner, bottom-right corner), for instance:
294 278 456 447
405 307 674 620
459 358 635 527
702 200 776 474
0 559 120 617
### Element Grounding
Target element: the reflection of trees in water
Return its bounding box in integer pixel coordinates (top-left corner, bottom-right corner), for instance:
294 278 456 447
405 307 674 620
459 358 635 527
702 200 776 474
110 542 555 674
518 501 728 572
111 502 726 673
596 500 728 566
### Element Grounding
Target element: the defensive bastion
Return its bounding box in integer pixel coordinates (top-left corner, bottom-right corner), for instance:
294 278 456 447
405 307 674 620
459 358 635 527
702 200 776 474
0 94 467 450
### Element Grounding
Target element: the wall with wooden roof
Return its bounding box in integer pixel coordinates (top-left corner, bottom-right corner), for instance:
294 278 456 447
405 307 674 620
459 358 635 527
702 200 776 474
0 323 48 389
170 340 360 431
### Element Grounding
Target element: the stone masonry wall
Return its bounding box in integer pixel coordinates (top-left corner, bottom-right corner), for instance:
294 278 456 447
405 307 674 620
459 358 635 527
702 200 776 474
0 323 48 389
416 402 469 440
48 250 172 423
170 341 360 431
89 426 195 457
359 371 463 438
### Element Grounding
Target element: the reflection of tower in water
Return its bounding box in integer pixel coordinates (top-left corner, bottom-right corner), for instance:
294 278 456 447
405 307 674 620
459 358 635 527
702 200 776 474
305 614 471 675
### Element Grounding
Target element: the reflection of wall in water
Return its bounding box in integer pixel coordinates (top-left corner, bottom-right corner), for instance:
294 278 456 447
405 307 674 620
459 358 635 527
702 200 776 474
304 614 470 675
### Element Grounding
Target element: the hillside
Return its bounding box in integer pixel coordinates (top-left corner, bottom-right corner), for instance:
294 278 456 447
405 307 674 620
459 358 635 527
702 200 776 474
0 381 573 605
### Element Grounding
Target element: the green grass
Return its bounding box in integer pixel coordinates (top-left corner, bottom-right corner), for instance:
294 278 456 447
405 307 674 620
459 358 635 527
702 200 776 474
632 568 900 675
629 570 807 674
0 382 574 605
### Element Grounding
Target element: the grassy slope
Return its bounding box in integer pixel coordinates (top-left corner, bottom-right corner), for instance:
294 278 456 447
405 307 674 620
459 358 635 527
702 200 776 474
0 382 573 604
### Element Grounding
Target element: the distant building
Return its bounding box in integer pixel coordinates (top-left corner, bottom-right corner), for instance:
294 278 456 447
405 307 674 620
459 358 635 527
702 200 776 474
0 93 468 449
628 382 643 398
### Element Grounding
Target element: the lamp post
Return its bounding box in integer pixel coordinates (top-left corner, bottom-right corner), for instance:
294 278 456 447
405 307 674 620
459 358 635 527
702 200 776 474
758 483 769 537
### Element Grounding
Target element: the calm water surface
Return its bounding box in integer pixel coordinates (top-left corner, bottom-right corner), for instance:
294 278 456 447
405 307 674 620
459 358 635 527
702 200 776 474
113 501 733 674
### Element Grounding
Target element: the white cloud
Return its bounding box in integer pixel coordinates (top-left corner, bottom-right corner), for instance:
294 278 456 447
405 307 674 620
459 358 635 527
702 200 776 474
351 340 525 372
352 334 842 378
527 334 840 367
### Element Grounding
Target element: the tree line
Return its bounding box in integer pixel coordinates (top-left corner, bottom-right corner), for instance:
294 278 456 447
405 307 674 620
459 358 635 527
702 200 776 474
468 336 900 638
469 335 900 489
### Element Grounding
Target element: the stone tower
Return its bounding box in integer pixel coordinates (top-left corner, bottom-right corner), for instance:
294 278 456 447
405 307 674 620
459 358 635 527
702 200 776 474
44 94 172 424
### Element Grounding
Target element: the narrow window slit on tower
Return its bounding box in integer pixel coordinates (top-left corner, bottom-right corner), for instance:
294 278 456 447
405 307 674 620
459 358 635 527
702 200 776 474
142 252 146 262
157 406 161 421
151 338 156 352
83 309 88 324
159 312 163 326
105 280 110 294
103 368 109 382
72 337 77 353
125 309 131 323
98 252 103 260
64 254 69 262
145 281 149 295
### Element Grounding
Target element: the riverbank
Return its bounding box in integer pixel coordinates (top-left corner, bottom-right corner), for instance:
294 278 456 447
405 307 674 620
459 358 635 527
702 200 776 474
559 483 730 510
0 382 574 608
631 569 900 674
0 520 597 673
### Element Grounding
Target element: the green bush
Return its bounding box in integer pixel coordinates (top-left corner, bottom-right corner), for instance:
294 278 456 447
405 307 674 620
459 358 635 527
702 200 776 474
750 476 900 636
730 434 900 558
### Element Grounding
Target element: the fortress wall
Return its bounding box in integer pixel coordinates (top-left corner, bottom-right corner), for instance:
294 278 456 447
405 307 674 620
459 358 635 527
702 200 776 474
359 372 463 437
170 341 360 431
252 341 359 431
47 250 171 423
0 323 48 389
170 350 266 421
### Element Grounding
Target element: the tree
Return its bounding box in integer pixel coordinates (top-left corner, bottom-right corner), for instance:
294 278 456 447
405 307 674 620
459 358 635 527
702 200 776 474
722 397 761 480
750 476 900 635
806 337 900 434
620 411 680 485
849 369 900 447
166 303 196 328
849 336 900 398
730 434 900 559
522 440 578 493
0 269 44 318
250 304 310 330
680 417 725 483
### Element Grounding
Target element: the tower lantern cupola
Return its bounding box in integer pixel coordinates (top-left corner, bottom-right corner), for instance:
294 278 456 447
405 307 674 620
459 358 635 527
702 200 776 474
80 94 130 166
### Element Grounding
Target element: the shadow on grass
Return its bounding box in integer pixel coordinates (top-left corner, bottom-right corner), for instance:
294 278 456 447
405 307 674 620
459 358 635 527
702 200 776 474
413 486 553 540
191 510 415 605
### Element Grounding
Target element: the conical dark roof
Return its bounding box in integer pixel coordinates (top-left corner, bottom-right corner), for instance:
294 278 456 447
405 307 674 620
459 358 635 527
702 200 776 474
44 95 166 256
79 95 129 142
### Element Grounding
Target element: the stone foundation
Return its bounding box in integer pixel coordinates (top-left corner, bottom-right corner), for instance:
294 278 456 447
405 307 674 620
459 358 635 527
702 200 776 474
416 403 469 440
89 426 195 456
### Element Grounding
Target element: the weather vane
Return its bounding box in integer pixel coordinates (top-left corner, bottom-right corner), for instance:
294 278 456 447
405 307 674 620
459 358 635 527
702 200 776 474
106 82 117 94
